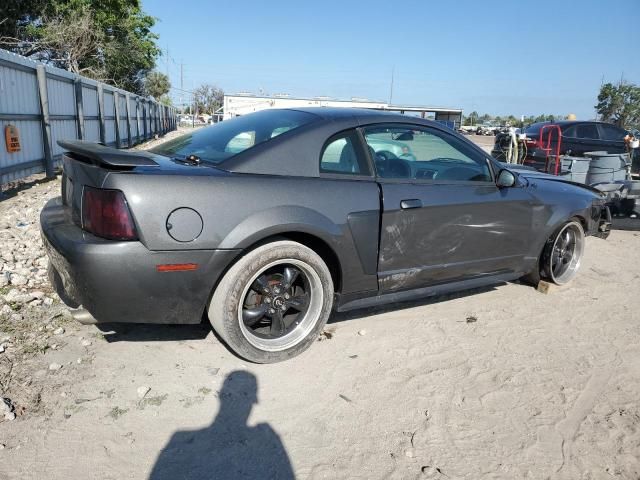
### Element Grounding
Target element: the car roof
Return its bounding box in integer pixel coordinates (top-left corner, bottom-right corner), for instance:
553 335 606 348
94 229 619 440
223 108 482 178
285 107 452 131
286 106 410 122
531 120 623 127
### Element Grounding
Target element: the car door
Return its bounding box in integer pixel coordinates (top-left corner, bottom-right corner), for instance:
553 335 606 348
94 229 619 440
317 129 381 293
562 123 602 155
597 123 628 153
362 124 535 293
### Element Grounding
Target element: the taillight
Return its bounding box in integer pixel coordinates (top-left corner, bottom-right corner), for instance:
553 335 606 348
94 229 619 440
82 186 138 240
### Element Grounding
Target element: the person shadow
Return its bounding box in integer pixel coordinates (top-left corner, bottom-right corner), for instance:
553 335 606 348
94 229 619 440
149 371 295 480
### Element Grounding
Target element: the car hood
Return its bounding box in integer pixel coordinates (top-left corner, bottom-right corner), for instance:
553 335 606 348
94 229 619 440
503 163 606 198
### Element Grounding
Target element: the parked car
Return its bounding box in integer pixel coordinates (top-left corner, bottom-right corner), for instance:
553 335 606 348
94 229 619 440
476 124 496 136
492 120 631 169
366 137 416 161
42 108 611 363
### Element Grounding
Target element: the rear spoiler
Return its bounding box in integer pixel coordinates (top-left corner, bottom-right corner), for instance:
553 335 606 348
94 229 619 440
57 140 159 167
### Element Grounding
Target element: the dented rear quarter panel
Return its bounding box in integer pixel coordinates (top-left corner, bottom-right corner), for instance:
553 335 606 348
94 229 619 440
103 171 381 295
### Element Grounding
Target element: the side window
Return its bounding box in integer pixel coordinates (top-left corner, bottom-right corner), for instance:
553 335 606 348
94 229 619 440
576 124 599 139
563 125 577 138
320 131 370 176
271 126 293 138
599 124 626 141
363 125 492 182
225 131 255 153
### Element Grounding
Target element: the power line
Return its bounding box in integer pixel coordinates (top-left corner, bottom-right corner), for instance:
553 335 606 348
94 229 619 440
169 85 195 94
165 44 169 77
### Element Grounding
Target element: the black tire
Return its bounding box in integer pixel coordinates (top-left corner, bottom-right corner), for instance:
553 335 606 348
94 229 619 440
521 219 585 286
208 240 334 363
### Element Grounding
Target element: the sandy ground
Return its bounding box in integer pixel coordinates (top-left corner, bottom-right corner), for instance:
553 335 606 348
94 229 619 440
1 130 639 479
0 227 638 479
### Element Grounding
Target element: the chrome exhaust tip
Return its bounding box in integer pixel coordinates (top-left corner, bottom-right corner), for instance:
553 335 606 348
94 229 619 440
70 307 98 325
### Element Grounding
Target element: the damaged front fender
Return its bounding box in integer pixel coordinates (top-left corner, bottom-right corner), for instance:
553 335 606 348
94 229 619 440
594 205 612 239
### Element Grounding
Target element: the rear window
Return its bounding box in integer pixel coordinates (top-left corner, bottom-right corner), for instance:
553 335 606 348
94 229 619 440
150 109 318 164
599 123 627 141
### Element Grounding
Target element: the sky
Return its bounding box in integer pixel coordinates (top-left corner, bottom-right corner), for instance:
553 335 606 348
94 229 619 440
143 0 640 119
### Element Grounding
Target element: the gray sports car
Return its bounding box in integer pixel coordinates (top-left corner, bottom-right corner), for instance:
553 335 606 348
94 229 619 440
41 108 611 363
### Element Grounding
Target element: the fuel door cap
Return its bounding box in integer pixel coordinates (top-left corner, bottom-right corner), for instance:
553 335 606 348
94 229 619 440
166 208 203 242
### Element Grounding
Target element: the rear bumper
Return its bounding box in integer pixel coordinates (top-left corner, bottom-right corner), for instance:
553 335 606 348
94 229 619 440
41 197 240 324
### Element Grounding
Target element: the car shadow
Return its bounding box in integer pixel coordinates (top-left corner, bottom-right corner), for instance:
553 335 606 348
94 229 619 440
96 284 509 343
329 284 500 323
148 370 295 480
96 322 211 343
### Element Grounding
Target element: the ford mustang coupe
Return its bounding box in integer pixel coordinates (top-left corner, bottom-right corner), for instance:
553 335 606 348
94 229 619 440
41 108 611 363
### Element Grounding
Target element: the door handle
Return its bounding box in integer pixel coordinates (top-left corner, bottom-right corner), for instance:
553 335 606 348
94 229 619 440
400 199 422 209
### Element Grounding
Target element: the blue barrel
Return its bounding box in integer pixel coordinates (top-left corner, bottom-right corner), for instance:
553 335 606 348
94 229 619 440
585 152 630 185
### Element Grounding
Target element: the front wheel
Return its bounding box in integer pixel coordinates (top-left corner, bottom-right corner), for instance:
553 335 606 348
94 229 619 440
208 241 334 363
542 220 585 284
523 220 585 286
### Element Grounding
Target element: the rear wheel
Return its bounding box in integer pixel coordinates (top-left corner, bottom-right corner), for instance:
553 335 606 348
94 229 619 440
208 241 334 363
522 220 585 286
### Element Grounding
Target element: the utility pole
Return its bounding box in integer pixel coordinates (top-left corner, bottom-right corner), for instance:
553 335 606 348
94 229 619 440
165 45 170 107
180 61 184 113
596 74 605 120
165 45 169 77
388 66 395 106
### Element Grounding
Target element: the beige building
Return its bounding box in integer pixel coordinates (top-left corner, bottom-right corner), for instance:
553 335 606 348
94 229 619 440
222 94 463 128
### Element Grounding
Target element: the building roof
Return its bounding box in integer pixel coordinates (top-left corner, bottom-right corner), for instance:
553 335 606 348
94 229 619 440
224 94 462 114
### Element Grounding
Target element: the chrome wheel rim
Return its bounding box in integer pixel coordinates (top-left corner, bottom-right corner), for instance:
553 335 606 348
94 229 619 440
548 222 584 284
237 259 323 352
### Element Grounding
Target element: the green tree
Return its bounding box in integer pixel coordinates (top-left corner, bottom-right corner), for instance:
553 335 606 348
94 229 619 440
596 82 640 129
463 111 478 126
193 83 224 114
144 71 170 99
159 94 173 106
0 0 160 94
521 114 560 125
0 0 48 40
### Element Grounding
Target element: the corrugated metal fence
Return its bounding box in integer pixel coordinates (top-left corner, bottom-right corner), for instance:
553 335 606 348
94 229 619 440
0 48 177 185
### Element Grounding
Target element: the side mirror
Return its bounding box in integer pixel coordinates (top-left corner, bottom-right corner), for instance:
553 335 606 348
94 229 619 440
496 169 516 188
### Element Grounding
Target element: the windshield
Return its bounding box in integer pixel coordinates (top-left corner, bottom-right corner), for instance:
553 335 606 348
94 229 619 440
524 122 549 135
150 109 318 164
